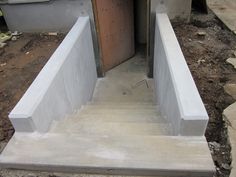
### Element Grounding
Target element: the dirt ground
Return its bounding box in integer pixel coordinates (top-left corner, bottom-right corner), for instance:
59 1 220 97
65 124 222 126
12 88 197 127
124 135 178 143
174 10 236 177
0 10 236 177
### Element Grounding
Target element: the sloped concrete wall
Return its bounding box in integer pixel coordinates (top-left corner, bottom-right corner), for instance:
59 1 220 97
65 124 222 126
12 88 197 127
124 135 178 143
154 13 209 136
9 17 97 133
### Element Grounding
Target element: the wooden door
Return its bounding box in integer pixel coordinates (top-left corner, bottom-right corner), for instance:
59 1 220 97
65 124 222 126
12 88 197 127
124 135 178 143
94 0 135 72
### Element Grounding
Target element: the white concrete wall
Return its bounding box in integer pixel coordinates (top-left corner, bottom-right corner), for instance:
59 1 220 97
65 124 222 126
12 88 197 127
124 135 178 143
9 17 97 133
154 13 209 136
148 0 192 77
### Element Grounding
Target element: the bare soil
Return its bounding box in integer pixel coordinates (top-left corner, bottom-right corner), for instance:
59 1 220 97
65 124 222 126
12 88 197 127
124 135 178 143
173 10 236 177
0 10 236 177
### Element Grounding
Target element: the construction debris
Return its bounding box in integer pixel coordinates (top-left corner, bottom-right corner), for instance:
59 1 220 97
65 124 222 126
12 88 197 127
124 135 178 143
48 32 58 36
0 33 12 43
11 36 17 41
0 42 6 48
11 31 22 36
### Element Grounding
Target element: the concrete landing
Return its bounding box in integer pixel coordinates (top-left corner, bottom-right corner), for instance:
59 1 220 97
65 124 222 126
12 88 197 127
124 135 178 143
93 54 154 103
0 133 215 176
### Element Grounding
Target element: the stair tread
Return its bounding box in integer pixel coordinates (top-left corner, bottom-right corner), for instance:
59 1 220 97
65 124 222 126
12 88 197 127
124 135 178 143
50 122 170 135
0 133 215 176
65 113 166 123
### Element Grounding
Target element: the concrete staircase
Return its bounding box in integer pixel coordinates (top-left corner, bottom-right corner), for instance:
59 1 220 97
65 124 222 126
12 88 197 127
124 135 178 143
0 16 215 176
0 102 214 176
50 102 171 136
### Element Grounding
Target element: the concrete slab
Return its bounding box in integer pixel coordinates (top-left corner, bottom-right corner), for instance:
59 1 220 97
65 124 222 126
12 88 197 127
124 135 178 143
207 0 236 33
224 83 236 99
227 58 236 69
50 122 170 136
0 133 215 176
223 102 236 177
92 54 154 103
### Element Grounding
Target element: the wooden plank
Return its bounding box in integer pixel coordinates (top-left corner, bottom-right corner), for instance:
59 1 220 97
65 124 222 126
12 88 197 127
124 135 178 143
94 0 135 71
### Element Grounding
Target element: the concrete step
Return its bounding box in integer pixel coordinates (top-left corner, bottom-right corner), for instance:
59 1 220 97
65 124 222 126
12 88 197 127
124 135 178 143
66 113 166 123
50 122 170 135
85 104 158 110
0 133 215 176
79 107 159 115
88 101 156 106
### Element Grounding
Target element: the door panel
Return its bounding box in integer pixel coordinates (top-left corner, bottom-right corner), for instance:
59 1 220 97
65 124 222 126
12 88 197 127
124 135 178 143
94 0 135 71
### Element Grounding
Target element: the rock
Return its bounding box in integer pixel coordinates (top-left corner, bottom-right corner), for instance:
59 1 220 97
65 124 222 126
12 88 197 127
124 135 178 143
234 51 236 57
11 31 22 36
11 36 17 41
48 32 58 36
209 141 221 151
227 57 236 69
197 31 206 36
224 83 236 99
221 163 231 170
0 62 6 67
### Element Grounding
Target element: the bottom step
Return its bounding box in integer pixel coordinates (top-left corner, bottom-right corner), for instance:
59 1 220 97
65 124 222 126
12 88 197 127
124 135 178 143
0 133 215 176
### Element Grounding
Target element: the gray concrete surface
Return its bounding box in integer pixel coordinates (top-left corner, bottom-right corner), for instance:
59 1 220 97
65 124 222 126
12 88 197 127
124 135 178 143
9 17 97 132
207 0 236 34
93 53 154 103
0 133 215 176
148 0 192 76
154 13 209 136
224 83 236 99
223 102 236 177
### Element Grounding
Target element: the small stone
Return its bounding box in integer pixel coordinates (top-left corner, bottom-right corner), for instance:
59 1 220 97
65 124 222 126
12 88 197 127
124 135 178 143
0 62 6 67
226 58 236 69
48 32 58 36
197 31 206 36
11 31 22 36
224 83 236 99
221 163 231 170
197 59 206 64
11 36 17 41
209 141 221 151
26 52 30 55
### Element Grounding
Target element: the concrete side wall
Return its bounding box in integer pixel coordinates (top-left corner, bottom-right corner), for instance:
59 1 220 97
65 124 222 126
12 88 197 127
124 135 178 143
9 17 97 133
154 13 208 136
148 0 192 77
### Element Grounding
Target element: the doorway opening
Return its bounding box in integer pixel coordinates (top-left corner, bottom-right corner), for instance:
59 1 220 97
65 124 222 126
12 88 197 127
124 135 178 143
93 0 150 75
134 0 148 60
